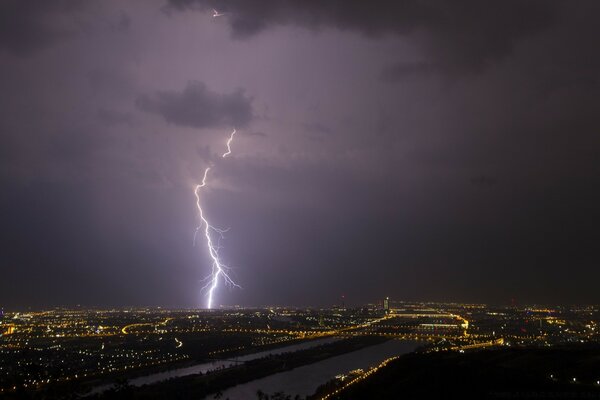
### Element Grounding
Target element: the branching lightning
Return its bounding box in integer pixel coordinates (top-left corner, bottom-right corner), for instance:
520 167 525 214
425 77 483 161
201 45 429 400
194 129 239 309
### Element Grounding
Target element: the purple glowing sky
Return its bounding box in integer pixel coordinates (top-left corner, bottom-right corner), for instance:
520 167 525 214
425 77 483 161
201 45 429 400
1 0 599 308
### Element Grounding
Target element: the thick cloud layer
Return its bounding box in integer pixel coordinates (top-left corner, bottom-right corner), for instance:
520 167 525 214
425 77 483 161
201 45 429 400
137 81 253 128
167 0 556 73
1 1 599 308
0 0 86 57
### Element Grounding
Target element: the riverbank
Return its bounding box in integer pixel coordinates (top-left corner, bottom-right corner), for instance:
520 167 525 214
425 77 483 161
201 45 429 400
221 339 420 399
1 334 334 400
93 336 388 399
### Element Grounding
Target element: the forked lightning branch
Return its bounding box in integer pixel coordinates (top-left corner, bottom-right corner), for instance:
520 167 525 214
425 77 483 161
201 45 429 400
194 129 239 309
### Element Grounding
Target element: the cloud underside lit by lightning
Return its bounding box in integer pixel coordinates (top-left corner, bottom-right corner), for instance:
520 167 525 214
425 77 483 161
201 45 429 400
194 129 239 309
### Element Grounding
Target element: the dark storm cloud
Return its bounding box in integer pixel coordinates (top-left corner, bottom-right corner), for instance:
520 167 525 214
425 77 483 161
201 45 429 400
0 0 85 57
470 176 497 187
301 122 332 135
166 0 556 72
136 81 253 128
380 62 438 82
97 108 134 127
87 68 135 97
245 131 267 137
2 0 600 309
114 13 132 33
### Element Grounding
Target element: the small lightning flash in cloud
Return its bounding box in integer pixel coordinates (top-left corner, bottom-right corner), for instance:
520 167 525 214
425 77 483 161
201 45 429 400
222 129 236 158
194 129 240 309
212 9 225 18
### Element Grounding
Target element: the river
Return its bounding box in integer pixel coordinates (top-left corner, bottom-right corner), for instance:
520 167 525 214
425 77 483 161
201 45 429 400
218 339 420 399
88 337 340 395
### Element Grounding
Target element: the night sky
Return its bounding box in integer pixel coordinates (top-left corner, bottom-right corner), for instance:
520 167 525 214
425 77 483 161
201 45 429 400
1 1 599 308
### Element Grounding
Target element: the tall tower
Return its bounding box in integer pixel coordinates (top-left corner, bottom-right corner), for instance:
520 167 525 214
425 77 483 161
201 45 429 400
383 296 390 314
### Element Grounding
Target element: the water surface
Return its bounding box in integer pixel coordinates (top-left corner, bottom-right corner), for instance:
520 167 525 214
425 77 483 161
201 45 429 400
219 339 420 399
89 337 340 395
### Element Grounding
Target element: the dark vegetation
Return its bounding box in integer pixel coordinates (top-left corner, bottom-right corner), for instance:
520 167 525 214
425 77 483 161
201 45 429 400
320 345 600 400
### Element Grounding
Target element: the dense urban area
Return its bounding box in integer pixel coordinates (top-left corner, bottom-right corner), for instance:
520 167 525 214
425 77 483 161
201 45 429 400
1 300 599 399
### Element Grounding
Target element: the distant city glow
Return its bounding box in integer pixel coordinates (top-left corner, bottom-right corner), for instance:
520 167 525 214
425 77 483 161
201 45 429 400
2 302 598 394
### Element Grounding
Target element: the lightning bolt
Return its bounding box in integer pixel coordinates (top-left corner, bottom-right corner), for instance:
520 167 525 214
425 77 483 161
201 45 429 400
194 129 239 309
222 128 236 158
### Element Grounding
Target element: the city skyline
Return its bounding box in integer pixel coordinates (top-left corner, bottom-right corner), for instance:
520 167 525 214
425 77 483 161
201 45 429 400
1 301 598 397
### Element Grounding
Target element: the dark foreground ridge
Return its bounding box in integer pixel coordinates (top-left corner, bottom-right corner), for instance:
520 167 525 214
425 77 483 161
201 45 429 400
319 345 600 400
